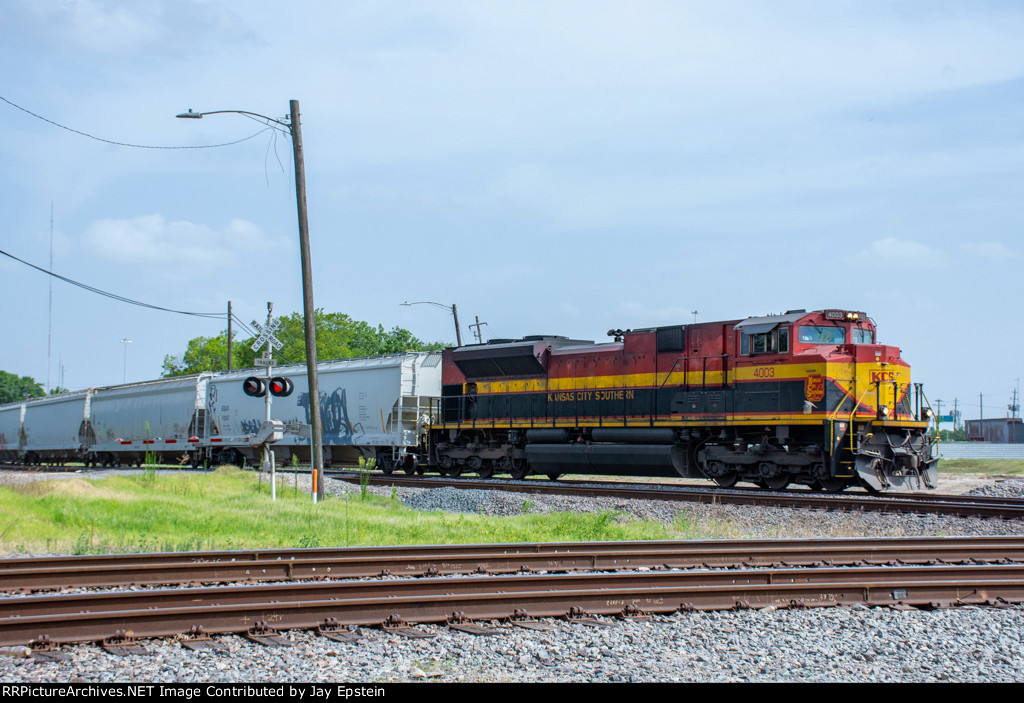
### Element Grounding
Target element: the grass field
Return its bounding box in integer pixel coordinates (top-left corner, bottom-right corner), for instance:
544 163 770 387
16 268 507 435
0 461 1016 555
938 459 1024 477
0 466 684 555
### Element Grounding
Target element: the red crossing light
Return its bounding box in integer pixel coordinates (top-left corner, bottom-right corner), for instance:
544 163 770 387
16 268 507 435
269 377 294 397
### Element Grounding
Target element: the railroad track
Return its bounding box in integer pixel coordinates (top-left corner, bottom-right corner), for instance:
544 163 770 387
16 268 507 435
4 536 1024 592
2 536 1024 649
329 471 1024 520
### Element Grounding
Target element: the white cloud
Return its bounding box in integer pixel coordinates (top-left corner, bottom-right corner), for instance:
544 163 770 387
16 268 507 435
81 215 283 277
854 238 947 269
962 241 1016 262
2 0 249 57
560 302 580 317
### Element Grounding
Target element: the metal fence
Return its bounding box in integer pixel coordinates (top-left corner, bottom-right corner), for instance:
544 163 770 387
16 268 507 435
936 442 1024 460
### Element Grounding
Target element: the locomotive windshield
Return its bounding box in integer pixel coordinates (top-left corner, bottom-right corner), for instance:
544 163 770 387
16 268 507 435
797 325 845 345
798 325 875 345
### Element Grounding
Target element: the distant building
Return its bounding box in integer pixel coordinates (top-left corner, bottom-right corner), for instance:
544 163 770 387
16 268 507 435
965 417 1024 443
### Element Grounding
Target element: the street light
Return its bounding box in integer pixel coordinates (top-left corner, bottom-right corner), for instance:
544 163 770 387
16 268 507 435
177 100 325 500
402 301 463 346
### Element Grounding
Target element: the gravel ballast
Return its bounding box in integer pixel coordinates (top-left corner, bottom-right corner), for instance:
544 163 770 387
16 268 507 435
1 470 1022 683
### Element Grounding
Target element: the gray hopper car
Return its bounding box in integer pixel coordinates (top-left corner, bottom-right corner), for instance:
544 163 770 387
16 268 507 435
0 352 441 471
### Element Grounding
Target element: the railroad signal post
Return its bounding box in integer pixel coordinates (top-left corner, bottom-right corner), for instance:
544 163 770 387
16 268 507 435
250 303 285 500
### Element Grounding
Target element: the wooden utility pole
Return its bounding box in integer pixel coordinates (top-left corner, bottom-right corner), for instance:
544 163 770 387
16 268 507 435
470 316 488 344
227 301 233 371
290 99 325 501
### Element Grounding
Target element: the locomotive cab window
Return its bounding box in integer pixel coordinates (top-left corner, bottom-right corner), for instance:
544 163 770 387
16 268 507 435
798 325 845 345
741 327 788 355
852 328 874 344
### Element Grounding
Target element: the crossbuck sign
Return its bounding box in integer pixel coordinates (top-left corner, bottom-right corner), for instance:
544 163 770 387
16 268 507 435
250 317 283 352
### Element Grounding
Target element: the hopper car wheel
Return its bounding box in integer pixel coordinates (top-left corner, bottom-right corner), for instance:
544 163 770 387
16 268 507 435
547 473 562 481
759 474 792 491
402 454 417 476
816 478 849 493
438 455 460 478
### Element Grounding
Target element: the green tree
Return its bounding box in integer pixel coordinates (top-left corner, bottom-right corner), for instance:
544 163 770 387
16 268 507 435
0 371 45 404
162 332 236 377
162 310 447 377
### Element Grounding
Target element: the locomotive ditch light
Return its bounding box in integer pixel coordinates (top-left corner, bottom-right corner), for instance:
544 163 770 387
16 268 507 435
877 404 891 420
921 408 934 421
243 377 267 398
269 377 294 397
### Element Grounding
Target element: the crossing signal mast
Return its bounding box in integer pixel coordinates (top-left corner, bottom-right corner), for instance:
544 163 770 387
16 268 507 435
244 302 293 501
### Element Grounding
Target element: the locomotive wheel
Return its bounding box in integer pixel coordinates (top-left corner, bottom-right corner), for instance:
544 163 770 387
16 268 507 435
816 477 848 493
508 458 529 481
547 473 562 481
759 473 792 491
477 461 495 479
712 472 738 489
437 455 459 477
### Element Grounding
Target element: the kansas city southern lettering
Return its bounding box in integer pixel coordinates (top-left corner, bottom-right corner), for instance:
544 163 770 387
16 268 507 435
547 390 635 402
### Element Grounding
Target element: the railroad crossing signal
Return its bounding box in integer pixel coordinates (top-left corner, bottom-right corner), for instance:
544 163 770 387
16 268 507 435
242 376 266 397
269 377 294 397
243 376 292 397
250 317 283 352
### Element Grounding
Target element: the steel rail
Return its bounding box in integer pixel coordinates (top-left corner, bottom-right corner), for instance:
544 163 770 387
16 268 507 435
329 471 1024 519
4 536 1024 592
1 564 1022 647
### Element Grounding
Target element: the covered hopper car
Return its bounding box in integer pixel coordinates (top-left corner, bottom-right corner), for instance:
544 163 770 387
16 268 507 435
0 352 441 472
429 308 937 492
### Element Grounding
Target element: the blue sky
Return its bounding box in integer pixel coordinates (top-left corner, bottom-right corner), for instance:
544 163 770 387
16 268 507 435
1 0 1022 421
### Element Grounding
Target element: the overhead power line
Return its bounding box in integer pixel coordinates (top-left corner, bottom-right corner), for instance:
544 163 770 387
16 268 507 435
0 95 271 149
0 248 223 319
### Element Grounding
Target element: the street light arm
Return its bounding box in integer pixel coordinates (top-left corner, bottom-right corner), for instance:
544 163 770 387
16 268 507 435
402 301 451 311
176 108 291 131
401 301 462 346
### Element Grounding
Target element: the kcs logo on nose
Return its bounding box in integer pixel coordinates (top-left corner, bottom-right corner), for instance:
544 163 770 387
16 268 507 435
805 375 825 402
870 371 895 383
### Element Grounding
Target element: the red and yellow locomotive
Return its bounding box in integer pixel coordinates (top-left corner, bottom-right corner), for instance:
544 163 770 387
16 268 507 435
429 308 936 492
